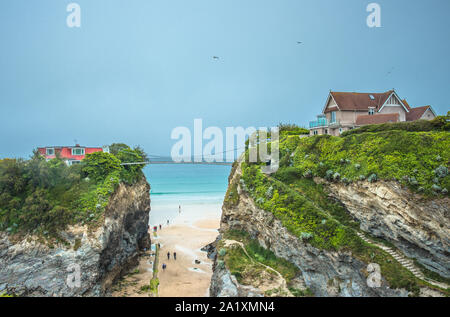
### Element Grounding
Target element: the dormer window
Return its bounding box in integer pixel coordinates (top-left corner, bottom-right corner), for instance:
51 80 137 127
368 108 375 115
72 148 85 156
46 148 55 156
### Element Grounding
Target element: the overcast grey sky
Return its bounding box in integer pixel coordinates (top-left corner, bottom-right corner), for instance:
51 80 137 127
1 0 449 158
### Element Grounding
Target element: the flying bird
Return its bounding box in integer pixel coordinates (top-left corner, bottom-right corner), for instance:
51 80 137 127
297 41 303 44
386 67 395 76
213 56 219 60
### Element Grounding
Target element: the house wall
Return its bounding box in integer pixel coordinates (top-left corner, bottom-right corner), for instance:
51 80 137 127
325 110 367 126
421 108 436 120
379 105 406 121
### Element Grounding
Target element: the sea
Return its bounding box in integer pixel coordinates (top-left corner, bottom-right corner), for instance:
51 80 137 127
144 164 231 228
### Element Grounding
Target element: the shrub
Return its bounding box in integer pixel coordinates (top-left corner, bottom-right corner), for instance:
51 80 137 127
273 167 302 183
303 169 313 179
341 115 449 136
114 148 145 184
81 152 121 182
219 248 227 257
408 177 418 186
435 165 448 178
368 174 378 183
432 184 442 192
325 170 334 181
332 172 340 181
217 260 225 269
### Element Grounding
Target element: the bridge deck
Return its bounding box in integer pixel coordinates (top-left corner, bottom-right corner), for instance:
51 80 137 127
120 161 233 166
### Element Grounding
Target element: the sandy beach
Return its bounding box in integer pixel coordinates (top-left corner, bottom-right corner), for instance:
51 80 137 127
155 218 220 297
112 209 221 297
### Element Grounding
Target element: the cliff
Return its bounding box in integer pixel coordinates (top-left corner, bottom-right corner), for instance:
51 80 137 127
325 180 449 278
210 159 448 297
0 177 151 297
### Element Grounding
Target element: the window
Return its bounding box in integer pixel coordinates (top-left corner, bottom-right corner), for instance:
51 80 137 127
313 130 318 135
72 148 85 156
369 94 375 100
325 129 328 134
339 128 343 134
368 108 375 115
330 111 336 123
46 148 55 156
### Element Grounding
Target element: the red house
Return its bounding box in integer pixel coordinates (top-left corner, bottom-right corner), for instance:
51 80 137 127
37 144 109 165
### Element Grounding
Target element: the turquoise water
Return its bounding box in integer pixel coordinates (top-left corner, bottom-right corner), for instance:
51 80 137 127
144 164 231 226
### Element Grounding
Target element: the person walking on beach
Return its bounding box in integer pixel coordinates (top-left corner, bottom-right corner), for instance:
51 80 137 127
167 219 169 225
159 224 162 230
162 263 166 271
167 251 170 260
173 252 177 260
179 205 181 214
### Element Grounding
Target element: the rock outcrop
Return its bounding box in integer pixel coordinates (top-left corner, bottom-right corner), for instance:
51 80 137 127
325 180 450 278
0 177 151 297
210 162 433 297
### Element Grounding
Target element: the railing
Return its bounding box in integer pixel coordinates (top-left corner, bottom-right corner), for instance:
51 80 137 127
309 118 328 128
309 119 340 129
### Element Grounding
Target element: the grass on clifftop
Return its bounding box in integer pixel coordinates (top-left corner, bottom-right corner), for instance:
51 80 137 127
0 143 147 239
277 121 449 196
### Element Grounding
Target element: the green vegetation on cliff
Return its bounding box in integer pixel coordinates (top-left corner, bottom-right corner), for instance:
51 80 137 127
218 230 305 296
0 144 146 238
278 117 450 195
238 118 450 294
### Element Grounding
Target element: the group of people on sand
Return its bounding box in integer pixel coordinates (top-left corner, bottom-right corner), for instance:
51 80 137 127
153 205 182 233
161 205 182 272
162 251 177 271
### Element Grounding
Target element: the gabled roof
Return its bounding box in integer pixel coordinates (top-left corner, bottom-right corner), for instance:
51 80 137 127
324 90 393 113
402 99 412 111
356 113 399 125
406 105 434 121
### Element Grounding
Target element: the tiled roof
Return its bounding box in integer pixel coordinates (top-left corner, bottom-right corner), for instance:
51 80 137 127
406 106 431 121
402 99 412 111
356 113 399 125
326 90 393 112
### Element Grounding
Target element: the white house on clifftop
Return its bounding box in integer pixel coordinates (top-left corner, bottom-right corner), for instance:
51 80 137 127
309 89 437 136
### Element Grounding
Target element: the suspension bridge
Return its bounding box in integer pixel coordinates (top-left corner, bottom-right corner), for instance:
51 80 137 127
119 149 246 167
120 160 233 166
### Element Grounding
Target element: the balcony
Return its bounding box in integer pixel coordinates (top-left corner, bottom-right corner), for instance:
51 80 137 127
309 117 328 128
309 118 340 129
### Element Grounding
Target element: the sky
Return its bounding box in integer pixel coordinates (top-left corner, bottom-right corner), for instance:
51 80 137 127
0 0 449 159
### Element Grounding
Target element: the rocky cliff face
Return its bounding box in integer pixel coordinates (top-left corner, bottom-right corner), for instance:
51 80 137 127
0 177 151 297
210 162 447 297
325 180 449 278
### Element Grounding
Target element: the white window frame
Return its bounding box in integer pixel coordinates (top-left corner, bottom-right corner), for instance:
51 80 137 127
368 107 375 115
72 148 85 156
46 148 55 156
